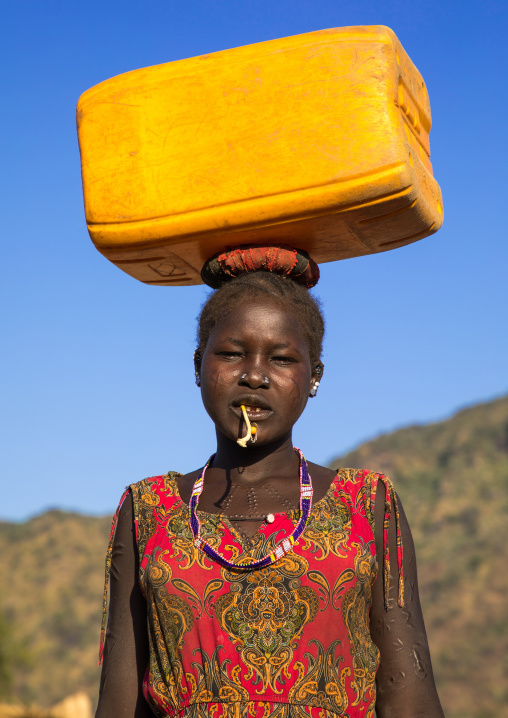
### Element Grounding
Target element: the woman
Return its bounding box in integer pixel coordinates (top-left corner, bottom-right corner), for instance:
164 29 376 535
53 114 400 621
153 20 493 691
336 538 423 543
96 249 444 718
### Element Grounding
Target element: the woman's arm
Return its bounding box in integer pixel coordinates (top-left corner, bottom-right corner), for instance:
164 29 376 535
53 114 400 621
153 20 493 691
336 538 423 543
95 493 153 718
371 481 445 717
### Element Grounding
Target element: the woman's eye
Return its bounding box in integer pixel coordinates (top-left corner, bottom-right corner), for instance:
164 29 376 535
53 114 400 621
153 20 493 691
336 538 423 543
273 356 296 364
218 351 242 359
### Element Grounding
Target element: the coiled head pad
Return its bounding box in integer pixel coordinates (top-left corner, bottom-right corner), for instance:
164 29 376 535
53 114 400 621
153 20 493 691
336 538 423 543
201 245 320 289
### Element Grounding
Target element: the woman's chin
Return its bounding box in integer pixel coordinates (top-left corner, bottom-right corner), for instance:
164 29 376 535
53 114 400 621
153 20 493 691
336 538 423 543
217 427 293 450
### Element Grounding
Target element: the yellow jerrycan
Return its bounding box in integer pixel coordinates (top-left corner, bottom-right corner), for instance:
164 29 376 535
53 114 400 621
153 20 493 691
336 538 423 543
77 26 443 286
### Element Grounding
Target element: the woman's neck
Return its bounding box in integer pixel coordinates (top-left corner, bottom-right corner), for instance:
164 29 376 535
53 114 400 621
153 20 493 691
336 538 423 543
211 431 300 484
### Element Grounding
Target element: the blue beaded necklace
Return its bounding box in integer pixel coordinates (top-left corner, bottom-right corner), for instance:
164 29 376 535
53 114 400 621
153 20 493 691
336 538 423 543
188 447 313 569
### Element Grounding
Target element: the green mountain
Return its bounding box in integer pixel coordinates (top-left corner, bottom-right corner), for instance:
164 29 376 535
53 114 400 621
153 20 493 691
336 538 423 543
329 394 508 718
0 395 507 716
0 512 111 708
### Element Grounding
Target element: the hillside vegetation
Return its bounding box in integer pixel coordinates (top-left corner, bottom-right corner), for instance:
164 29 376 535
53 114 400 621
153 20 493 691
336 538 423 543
330 394 508 718
0 513 111 707
0 395 507 716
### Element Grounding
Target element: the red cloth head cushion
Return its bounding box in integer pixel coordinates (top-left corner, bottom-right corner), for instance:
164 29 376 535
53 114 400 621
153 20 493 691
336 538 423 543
201 245 320 289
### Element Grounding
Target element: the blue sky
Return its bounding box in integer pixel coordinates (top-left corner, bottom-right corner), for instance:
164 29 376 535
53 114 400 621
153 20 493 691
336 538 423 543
1 0 506 520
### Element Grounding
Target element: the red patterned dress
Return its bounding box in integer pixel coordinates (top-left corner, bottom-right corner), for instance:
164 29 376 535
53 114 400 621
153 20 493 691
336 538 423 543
101 469 403 718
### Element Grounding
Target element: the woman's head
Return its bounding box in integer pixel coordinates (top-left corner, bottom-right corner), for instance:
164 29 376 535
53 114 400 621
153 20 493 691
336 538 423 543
196 272 325 366
195 273 325 447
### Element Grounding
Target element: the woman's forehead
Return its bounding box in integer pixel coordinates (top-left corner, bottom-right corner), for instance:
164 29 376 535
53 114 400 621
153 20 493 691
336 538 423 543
209 299 305 341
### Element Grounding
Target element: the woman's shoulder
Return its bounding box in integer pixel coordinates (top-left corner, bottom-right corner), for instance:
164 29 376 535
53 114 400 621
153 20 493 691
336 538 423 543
128 471 183 508
335 466 392 488
306 460 394 509
327 466 396 521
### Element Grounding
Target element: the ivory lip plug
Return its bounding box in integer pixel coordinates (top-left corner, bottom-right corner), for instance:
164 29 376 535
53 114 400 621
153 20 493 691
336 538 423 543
77 25 442 287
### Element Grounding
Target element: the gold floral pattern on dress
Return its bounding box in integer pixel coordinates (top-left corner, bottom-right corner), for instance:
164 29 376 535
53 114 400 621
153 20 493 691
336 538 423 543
100 468 403 717
212 553 318 695
288 639 350 714
299 477 352 561
144 547 196 714
135 474 229 576
187 646 250 708
332 542 379 714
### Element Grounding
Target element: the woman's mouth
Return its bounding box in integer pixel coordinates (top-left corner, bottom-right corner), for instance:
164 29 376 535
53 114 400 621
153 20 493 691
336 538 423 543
231 404 273 421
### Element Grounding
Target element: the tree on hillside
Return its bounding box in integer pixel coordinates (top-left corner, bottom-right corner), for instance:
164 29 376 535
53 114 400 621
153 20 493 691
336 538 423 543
0 611 14 699
0 608 31 701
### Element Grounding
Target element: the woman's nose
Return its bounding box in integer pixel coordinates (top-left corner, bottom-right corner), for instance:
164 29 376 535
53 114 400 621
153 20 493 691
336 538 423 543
239 367 270 389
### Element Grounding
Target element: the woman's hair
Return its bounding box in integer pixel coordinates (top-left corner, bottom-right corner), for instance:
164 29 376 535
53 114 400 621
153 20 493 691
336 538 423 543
196 272 325 366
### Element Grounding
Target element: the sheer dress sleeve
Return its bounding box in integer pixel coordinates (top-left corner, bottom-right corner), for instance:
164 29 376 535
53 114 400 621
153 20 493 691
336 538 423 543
95 492 154 718
371 481 445 717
